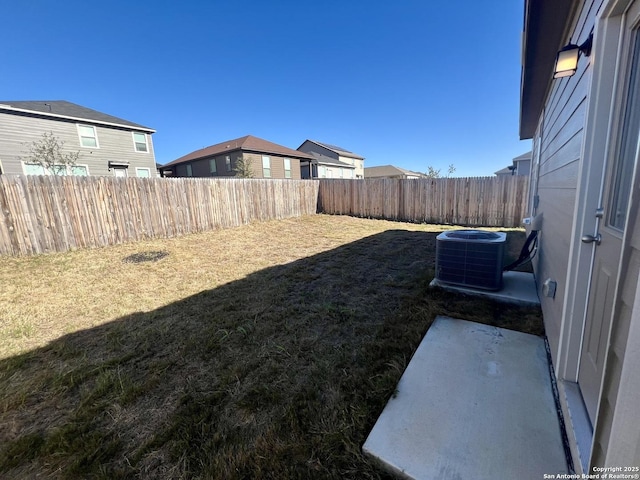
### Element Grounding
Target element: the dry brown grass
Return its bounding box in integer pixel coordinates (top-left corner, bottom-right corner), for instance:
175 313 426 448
0 214 542 479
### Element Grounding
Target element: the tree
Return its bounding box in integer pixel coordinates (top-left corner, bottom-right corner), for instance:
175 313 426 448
233 155 254 178
424 163 456 178
22 131 80 175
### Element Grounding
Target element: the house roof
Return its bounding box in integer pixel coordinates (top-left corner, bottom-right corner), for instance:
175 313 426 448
300 139 365 160
0 100 155 132
164 135 315 167
519 0 575 139
494 166 514 175
307 152 355 168
513 151 533 162
364 165 425 178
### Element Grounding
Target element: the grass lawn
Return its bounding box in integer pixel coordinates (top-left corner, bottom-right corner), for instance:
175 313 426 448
0 214 543 479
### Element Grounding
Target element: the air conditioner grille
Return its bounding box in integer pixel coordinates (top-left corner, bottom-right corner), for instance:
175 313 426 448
436 230 506 290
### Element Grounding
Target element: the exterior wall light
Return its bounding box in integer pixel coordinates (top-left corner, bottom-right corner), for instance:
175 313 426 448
554 34 593 79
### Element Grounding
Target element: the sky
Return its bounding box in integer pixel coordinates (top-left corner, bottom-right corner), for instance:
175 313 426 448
0 1 532 177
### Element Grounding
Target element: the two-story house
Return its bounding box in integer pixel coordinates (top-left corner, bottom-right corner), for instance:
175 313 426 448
297 140 365 179
0 101 157 177
161 135 313 179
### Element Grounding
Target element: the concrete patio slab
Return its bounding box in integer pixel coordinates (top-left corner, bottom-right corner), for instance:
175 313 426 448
430 271 540 306
363 316 567 480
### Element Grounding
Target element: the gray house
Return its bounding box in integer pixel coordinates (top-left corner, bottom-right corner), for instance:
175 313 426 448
297 140 365 179
300 151 356 179
495 151 532 176
0 101 157 177
521 0 640 473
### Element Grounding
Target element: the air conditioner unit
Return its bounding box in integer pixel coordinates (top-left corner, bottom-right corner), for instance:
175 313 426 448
436 230 506 291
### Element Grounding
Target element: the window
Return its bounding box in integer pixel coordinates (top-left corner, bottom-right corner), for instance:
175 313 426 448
319 166 326 178
114 168 127 177
71 165 88 176
262 155 271 178
132 132 148 153
186 164 193 177
24 163 46 175
136 167 151 178
284 158 291 178
210 158 217 175
23 163 88 176
225 156 231 172
77 125 99 148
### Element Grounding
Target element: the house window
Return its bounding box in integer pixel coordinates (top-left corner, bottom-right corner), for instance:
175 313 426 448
71 165 89 176
210 158 217 175
284 158 291 178
319 166 326 178
24 163 46 175
186 164 193 177
262 156 271 178
225 156 231 172
23 163 87 176
114 168 127 177
52 165 68 176
136 167 151 178
77 125 99 148
132 132 149 153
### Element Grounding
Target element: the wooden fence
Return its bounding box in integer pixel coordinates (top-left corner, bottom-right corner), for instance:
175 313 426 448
317 176 529 228
0 176 319 255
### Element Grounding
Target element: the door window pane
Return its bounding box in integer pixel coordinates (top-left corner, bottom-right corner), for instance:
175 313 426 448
609 33 640 230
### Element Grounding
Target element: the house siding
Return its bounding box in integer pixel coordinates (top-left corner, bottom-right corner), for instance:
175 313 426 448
530 0 596 363
0 110 156 176
527 0 640 471
171 152 301 179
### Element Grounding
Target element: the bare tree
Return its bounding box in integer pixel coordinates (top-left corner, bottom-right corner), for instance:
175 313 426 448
424 164 456 178
22 132 80 175
233 155 254 178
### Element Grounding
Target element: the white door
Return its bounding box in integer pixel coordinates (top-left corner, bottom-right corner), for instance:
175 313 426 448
579 6 640 422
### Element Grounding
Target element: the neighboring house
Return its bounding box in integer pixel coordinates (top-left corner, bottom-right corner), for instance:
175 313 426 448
300 151 356 179
364 165 426 179
521 0 640 473
161 135 313 179
0 101 157 177
495 151 532 176
297 140 365 179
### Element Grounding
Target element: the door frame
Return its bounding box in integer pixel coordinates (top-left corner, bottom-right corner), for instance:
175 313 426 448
558 0 640 468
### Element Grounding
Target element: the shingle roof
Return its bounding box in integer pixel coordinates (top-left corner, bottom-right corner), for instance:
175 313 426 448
301 140 365 160
164 135 315 167
308 151 355 168
513 151 532 162
365 165 425 178
0 100 154 132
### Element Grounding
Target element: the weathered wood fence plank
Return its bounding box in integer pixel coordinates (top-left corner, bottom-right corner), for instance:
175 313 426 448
0 176 321 256
317 176 529 228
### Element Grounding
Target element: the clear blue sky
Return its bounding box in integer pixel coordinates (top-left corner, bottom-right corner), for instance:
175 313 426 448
1 1 531 177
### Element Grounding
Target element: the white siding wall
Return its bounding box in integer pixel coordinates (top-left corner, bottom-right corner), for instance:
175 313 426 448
0 111 156 176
